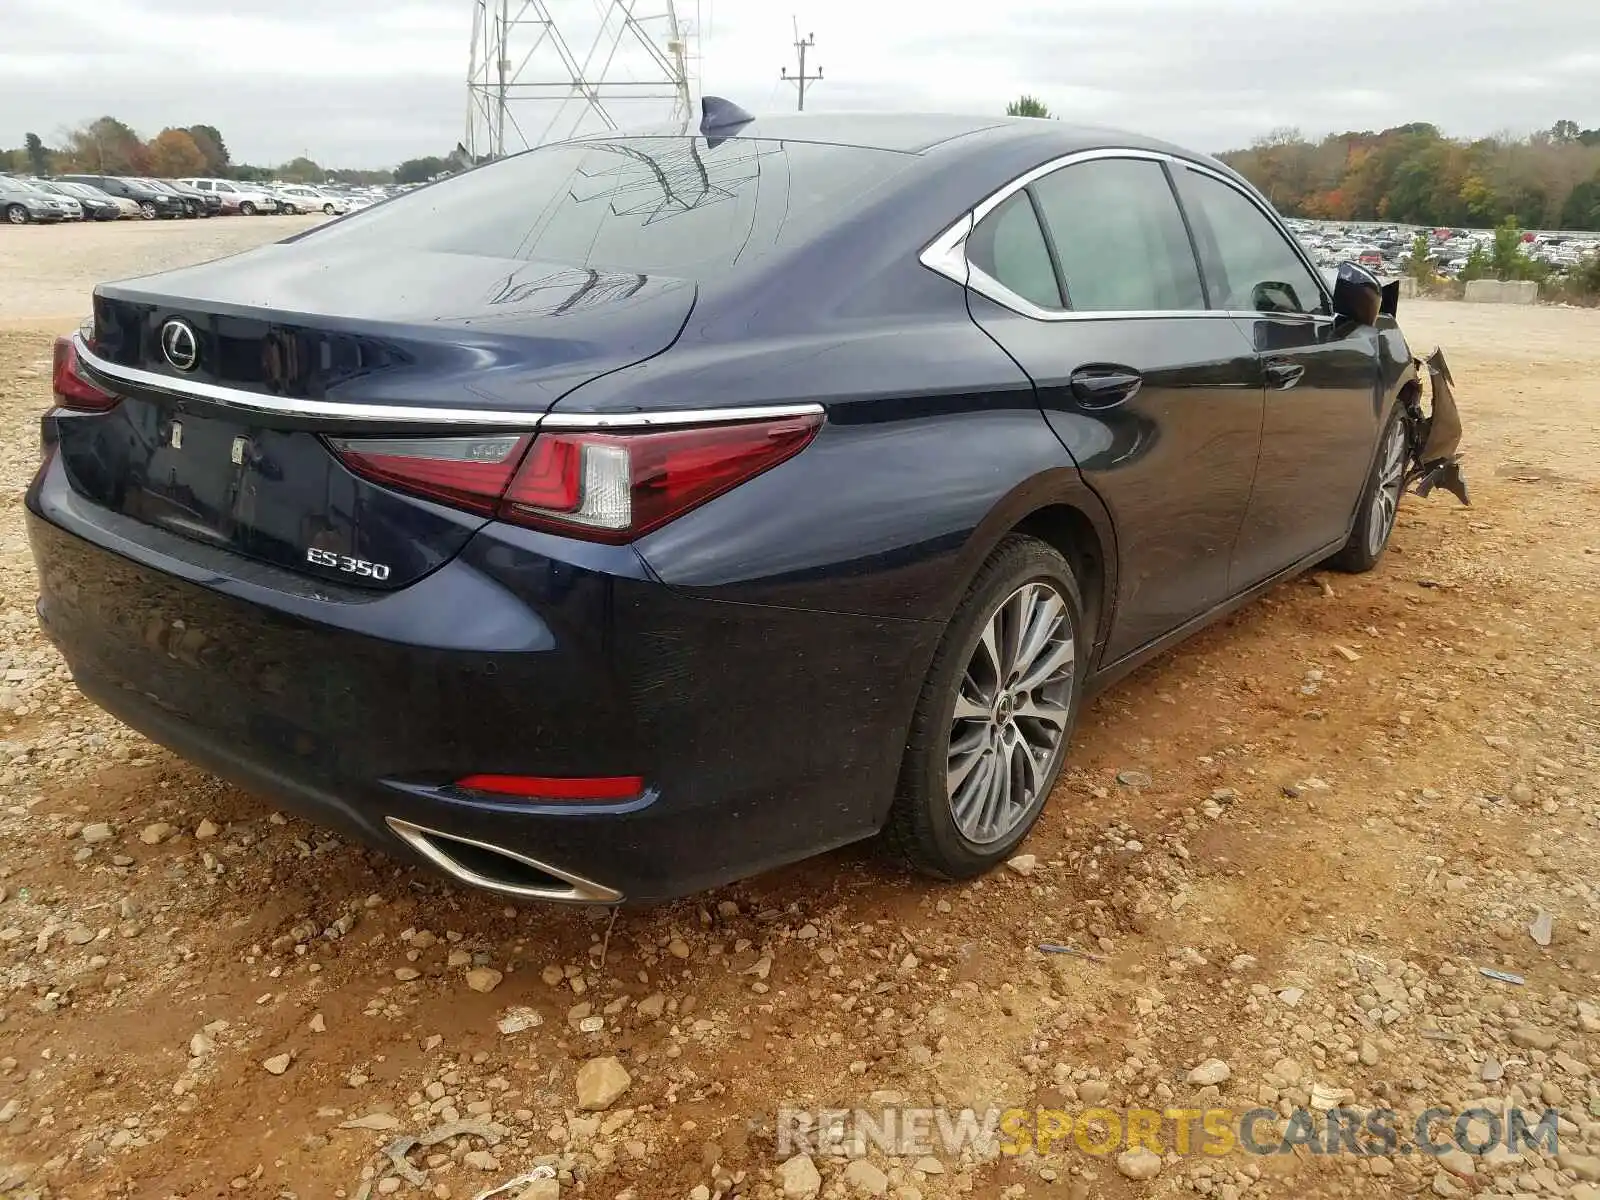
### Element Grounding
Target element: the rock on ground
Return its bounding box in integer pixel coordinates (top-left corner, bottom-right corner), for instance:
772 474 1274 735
574 1055 632 1111
778 1153 822 1199
1116 1148 1162 1180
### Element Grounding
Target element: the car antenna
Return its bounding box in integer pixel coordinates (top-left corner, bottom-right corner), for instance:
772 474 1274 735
700 96 755 138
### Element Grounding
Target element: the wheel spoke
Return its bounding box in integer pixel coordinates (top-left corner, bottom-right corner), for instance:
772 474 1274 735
1011 734 1045 804
976 745 1010 838
951 749 993 828
947 745 984 803
953 687 989 722
974 615 1003 690
1013 589 1064 683
1014 635 1075 694
996 588 1027 681
1013 695 1070 729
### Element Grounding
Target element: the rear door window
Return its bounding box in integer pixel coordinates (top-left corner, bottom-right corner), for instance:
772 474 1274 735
966 192 1062 310
1173 168 1326 315
1028 158 1206 313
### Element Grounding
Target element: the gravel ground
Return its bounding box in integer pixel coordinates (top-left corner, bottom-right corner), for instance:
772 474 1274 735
0 220 1595 1200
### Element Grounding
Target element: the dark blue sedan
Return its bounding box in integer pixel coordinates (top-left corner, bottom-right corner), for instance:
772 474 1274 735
26 102 1464 904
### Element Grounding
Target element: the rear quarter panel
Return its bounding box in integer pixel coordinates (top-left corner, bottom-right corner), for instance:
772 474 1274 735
575 276 1111 627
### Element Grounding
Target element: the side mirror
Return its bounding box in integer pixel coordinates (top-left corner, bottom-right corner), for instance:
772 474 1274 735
1331 261 1382 325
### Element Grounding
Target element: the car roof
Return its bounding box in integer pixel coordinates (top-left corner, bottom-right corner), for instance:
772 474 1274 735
578 109 1214 164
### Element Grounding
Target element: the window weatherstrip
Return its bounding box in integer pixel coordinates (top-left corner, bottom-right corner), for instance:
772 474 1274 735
1023 186 1072 310
920 145 1331 322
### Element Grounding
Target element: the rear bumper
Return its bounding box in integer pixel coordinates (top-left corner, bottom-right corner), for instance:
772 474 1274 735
26 454 933 903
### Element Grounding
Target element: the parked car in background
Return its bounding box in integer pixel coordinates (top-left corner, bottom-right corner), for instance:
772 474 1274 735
30 107 1467 903
163 179 221 217
177 178 276 215
273 184 348 215
57 175 184 219
134 179 203 218
23 183 83 221
31 180 121 221
0 177 73 223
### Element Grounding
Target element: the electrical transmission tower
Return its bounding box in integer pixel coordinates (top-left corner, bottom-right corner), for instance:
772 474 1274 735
464 0 694 162
779 23 821 111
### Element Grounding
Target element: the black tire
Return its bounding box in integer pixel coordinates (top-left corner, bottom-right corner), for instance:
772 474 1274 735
4 204 27 225
240 201 257 216
885 535 1085 879
1326 404 1407 574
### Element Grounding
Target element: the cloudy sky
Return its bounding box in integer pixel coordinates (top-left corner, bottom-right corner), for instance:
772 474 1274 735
5 0 1598 168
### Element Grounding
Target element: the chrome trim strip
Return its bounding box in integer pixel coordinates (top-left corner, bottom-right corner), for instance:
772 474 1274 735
920 145 1333 323
73 335 826 430
73 336 540 427
540 403 824 429
917 211 972 287
386 816 622 905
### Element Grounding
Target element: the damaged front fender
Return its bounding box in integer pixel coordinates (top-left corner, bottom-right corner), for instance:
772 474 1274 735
1401 347 1469 506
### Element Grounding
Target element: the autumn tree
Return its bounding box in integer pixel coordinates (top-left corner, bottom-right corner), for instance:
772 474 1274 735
394 156 452 184
186 124 231 175
23 133 49 176
64 116 145 174
146 128 208 177
1561 176 1600 230
1005 95 1051 119
278 156 323 183
1458 244 1491 282
1406 233 1435 285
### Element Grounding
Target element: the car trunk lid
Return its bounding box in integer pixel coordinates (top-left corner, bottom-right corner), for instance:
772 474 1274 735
63 247 695 589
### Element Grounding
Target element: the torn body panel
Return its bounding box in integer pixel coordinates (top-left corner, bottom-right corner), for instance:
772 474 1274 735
1402 347 1469 505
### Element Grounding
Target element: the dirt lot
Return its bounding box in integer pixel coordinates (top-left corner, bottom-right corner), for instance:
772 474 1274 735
0 220 1595 1200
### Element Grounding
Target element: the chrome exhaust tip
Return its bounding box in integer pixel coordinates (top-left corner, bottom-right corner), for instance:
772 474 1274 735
385 817 622 905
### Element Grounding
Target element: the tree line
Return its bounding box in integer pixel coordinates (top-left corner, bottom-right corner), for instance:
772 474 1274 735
2 117 459 187
1002 100 1600 233
1219 121 1600 231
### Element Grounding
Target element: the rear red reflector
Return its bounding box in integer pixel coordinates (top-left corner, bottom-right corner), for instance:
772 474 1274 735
328 412 822 542
454 774 643 802
52 337 119 412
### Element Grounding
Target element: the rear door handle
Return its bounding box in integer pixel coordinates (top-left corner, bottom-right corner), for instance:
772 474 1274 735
1263 358 1305 390
1069 366 1143 409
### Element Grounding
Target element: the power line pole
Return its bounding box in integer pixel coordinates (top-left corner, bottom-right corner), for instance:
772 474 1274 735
780 22 821 111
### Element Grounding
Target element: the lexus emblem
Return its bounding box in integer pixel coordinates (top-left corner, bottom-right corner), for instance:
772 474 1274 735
159 319 199 372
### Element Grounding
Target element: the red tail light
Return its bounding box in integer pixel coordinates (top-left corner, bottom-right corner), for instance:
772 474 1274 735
329 434 531 516
329 412 822 542
454 774 643 802
52 337 119 412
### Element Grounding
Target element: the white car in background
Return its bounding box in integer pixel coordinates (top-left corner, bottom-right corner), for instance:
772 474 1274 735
175 178 278 215
272 184 349 215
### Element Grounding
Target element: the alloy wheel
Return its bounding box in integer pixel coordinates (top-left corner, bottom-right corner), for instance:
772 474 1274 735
946 581 1075 845
1366 419 1406 557
5 205 26 225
